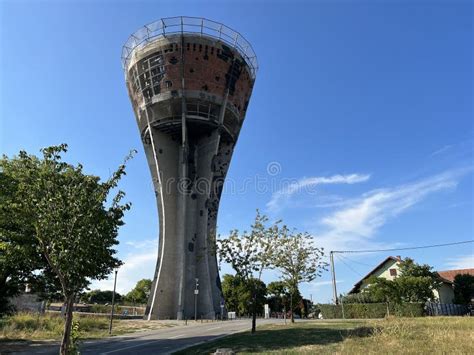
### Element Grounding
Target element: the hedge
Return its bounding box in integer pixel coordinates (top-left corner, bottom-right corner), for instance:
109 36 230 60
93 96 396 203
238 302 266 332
318 302 424 319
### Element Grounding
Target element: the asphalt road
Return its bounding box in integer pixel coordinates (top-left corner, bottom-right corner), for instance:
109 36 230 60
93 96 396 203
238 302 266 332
16 318 282 355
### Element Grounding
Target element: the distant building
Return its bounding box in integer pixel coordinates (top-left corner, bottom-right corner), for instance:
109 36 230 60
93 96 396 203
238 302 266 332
436 268 474 303
9 285 46 313
347 256 473 303
348 256 403 294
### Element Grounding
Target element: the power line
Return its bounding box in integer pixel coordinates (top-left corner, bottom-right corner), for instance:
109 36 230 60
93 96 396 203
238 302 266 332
329 239 474 305
331 240 474 254
335 254 363 277
338 254 375 267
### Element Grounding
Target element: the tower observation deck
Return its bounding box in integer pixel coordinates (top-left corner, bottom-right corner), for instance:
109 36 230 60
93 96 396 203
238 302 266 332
122 17 258 320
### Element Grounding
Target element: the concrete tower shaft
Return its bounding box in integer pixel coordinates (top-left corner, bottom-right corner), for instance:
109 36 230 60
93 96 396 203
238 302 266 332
122 17 257 320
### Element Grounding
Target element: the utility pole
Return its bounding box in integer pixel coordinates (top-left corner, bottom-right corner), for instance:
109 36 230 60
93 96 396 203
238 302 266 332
194 278 199 321
220 301 224 321
109 269 118 335
330 251 338 305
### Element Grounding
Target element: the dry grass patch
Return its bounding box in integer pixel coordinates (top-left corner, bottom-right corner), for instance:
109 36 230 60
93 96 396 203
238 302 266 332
179 317 474 354
0 313 172 341
339 317 474 354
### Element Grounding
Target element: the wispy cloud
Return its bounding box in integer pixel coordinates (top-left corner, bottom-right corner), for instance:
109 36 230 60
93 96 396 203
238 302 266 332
314 168 471 253
430 144 453 157
124 239 156 249
266 173 370 212
430 139 473 158
89 239 158 294
307 280 344 288
443 254 474 270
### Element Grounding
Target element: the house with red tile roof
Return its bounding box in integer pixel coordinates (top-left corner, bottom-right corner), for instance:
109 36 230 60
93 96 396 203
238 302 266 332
348 256 473 304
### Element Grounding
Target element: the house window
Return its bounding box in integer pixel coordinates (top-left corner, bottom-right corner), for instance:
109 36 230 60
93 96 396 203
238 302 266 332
389 268 397 277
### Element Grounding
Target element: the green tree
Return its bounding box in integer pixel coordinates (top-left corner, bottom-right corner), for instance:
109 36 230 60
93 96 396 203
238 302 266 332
0 144 133 354
221 274 266 316
366 276 402 304
0 168 45 314
267 281 303 317
266 281 289 313
124 279 152 305
82 289 123 304
221 274 241 315
272 229 327 322
217 210 278 333
453 274 474 305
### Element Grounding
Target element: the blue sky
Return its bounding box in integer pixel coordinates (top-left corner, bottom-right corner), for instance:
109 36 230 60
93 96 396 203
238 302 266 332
1 0 472 303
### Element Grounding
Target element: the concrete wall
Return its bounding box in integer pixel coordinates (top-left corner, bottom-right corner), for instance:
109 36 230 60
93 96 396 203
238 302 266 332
9 293 45 313
433 283 455 303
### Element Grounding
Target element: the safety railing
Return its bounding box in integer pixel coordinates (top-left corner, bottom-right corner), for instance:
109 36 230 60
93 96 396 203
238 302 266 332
121 16 258 79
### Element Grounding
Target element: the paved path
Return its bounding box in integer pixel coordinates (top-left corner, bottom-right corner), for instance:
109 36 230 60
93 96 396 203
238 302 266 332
14 319 282 354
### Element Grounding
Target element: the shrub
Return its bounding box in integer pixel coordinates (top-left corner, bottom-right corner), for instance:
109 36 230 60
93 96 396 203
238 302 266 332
318 302 424 319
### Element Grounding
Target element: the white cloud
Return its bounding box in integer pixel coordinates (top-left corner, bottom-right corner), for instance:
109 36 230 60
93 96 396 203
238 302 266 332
314 168 470 253
266 173 370 212
430 144 453 157
89 239 158 294
443 254 474 270
124 239 156 249
306 280 343 288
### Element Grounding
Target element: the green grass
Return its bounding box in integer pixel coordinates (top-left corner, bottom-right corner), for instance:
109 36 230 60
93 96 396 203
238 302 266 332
0 312 170 341
178 317 474 354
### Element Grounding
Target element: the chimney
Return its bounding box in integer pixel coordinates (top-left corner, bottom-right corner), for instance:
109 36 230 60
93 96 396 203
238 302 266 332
396 255 402 261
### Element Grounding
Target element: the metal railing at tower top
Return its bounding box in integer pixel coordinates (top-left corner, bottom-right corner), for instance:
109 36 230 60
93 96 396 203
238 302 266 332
121 16 258 79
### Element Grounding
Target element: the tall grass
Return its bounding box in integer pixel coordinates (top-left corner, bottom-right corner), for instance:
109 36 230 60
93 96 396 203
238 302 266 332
0 312 109 341
0 313 170 341
340 317 474 354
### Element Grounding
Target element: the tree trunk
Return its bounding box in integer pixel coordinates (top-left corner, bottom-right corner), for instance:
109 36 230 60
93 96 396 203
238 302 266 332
290 292 294 323
60 295 74 355
251 292 257 334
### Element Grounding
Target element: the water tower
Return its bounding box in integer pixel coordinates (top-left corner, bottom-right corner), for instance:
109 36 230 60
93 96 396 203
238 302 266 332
122 17 258 320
